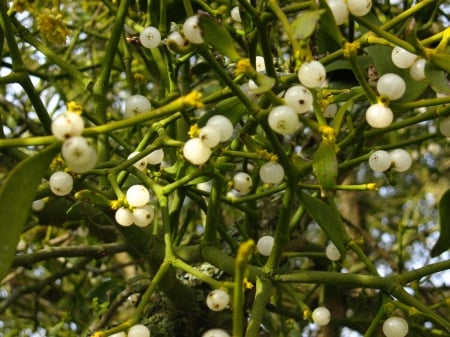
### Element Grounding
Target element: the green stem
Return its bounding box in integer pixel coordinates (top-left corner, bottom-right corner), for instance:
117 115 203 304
245 276 272 337
233 240 256 337
202 177 223 245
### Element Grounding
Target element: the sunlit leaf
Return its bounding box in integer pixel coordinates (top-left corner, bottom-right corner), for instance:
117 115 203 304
431 189 450 257
425 63 450 94
292 10 325 40
199 13 241 62
312 139 337 194
0 143 60 282
297 190 351 255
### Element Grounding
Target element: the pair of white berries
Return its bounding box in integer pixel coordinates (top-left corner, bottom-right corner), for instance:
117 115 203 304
52 112 97 174
391 46 426 81
365 73 407 128
327 0 372 25
232 161 285 196
115 185 154 227
128 149 165 171
183 115 234 165
109 324 150 337
369 149 412 173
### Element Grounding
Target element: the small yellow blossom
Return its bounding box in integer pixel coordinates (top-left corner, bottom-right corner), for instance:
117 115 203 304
244 278 254 289
188 124 200 138
234 58 254 77
67 101 83 114
343 41 360 58
36 8 71 45
182 91 204 109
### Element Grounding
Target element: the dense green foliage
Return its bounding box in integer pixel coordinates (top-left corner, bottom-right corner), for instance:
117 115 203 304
0 1 449 336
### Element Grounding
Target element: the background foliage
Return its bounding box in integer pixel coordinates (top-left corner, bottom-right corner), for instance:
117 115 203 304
0 0 449 337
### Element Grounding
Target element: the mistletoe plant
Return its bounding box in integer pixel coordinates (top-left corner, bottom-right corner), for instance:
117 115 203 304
0 0 449 337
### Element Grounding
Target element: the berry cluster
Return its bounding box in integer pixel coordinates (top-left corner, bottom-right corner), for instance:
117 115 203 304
183 115 234 165
115 185 155 227
49 110 97 196
368 149 412 173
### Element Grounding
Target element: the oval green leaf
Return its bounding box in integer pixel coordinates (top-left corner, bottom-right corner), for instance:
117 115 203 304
431 189 450 257
0 142 60 282
297 190 351 255
199 13 241 62
292 10 325 40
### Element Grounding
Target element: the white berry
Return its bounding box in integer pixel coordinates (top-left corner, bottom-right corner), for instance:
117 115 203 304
66 146 97 173
257 235 275 256
312 307 331 326
183 138 212 165
132 205 155 227
268 105 300 135
298 60 327 88
125 95 152 117
183 16 204 44
115 207 134 227
233 172 253 195
51 112 85 140
347 0 372 16
61 136 92 165
255 56 266 73
369 150 391 172
206 289 230 311
49 171 73 196
231 6 242 22
206 115 234 142
325 242 341 261
439 116 450 136
259 161 285 185
128 151 148 171
167 31 188 50
32 199 45 211
284 85 313 114
326 0 349 25
409 58 426 81
382 317 409 337
139 26 161 48
128 324 150 337
146 148 165 165
199 125 221 148
202 329 230 337
365 103 393 128
377 73 406 101
389 149 412 172
391 46 417 69
126 185 150 207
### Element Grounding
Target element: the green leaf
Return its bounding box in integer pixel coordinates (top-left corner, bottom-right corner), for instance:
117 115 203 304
0 143 60 282
292 10 325 40
425 62 450 94
431 189 450 257
199 96 248 125
317 0 346 48
248 73 276 95
297 190 351 255
312 139 338 195
198 13 241 62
